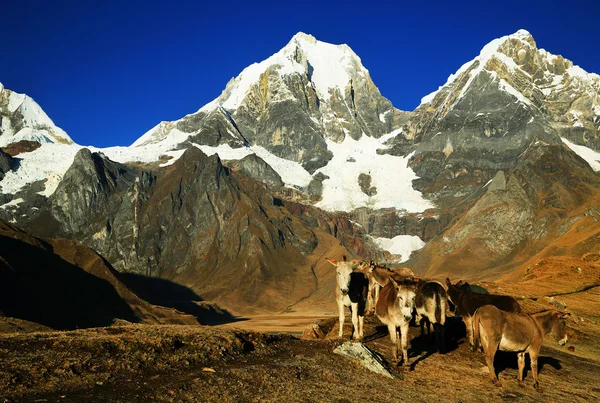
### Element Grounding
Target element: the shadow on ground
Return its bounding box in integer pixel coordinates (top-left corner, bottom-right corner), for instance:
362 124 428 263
119 273 247 325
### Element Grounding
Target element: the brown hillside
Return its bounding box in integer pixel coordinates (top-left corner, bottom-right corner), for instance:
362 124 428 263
0 220 199 330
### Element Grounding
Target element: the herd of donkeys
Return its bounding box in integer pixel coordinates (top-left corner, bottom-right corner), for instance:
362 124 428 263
325 256 570 390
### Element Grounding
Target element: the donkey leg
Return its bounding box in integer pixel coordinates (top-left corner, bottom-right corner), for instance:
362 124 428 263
400 322 410 366
439 323 446 353
485 345 501 387
368 286 376 315
388 324 398 361
418 314 425 337
464 316 475 351
337 300 345 338
358 315 365 340
351 302 360 340
530 350 542 392
517 352 526 387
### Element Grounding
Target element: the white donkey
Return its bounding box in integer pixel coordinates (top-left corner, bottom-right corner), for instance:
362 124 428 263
326 256 369 340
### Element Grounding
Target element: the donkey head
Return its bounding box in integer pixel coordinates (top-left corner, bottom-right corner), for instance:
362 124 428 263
552 311 570 346
327 256 359 296
390 277 416 323
445 278 464 304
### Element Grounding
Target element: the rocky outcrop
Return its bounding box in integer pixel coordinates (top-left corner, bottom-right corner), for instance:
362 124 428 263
227 154 284 188
0 149 13 181
385 30 600 211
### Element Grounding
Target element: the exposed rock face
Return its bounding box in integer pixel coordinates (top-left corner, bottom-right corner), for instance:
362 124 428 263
1 140 42 156
22 147 381 314
350 208 452 242
227 154 284 188
0 149 13 181
411 142 600 280
358 173 377 196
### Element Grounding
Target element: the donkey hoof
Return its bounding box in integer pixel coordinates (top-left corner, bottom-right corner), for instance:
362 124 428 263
493 380 502 388
534 384 543 393
518 381 525 388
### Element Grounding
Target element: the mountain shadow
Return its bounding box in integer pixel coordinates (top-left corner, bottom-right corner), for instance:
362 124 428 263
0 235 138 330
118 273 246 325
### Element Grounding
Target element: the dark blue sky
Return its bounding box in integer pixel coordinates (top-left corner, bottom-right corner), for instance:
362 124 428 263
2 0 599 147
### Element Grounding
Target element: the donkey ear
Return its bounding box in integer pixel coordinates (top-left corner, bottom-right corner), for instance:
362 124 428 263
351 258 360 265
389 277 399 288
445 278 451 287
457 280 464 287
325 258 338 266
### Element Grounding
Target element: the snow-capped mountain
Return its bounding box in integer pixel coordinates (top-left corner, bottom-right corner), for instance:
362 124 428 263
0 33 430 216
384 29 600 207
2 29 600 311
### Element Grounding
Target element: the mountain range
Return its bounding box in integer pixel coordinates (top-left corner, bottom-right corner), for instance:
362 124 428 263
1 29 599 315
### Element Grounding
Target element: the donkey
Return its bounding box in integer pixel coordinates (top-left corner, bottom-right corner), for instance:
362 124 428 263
362 261 416 312
326 256 369 340
375 277 417 365
473 305 569 390
446 278 522 351
414 280 448 353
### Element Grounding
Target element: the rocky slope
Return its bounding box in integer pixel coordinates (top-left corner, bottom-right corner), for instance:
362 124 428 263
409 140 600 280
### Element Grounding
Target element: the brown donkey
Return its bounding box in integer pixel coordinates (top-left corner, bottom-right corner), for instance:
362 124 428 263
446 278 522 350
375 277 417 365
326 256 368 340
473 305 569 390
361 261 415 313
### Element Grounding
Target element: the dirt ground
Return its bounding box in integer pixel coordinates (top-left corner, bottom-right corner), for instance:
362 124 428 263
1 310 599 403
218 315 335 335
2 260 600 403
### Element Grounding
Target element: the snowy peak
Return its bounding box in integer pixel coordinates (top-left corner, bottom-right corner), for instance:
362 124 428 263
0 84 73 147
420 29 600 108
214 32 368 111
131 31 397 175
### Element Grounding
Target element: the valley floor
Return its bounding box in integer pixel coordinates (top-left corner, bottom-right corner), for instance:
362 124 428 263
1 313 599 403
218 315 336 335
